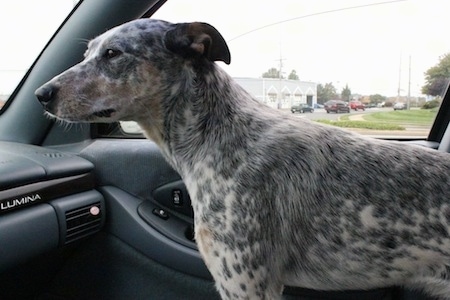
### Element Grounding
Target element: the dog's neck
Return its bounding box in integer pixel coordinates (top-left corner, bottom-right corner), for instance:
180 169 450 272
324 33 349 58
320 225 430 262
141 63 269 176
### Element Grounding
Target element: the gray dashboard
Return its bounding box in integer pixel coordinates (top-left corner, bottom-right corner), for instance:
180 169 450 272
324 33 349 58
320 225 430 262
0 142 104 271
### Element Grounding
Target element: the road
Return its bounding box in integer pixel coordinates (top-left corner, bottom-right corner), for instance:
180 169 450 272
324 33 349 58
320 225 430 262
289 107 384 121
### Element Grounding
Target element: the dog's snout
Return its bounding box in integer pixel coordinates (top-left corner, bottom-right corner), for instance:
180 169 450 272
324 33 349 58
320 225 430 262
35 84 57 106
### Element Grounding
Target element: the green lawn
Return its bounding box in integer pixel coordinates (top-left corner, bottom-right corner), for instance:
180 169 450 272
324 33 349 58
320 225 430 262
360 109 437 126
315 119 405 130
315 109 437 131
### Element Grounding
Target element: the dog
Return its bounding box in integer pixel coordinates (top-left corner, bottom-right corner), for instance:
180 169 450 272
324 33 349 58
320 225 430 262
35 18 450 299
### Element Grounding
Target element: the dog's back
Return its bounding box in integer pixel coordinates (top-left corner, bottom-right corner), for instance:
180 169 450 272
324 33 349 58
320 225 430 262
168 61 450 296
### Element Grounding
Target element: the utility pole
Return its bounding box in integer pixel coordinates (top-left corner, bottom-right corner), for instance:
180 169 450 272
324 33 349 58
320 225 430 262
397 53 402 104
407 55 411 109
276 47 286 109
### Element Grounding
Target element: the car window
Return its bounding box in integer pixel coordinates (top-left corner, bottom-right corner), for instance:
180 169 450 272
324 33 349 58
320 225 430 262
117 0 448 139
0 0 78 110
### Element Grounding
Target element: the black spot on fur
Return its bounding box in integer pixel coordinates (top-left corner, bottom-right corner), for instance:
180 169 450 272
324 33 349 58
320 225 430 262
421 222 449 238
380 236 397 249
444 207 450 223
373 206 387 218
233 263 242 274
221 284 231 298
222 257 232 279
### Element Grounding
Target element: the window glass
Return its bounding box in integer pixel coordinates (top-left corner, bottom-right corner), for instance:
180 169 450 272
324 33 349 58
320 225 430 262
0 0 77 109
122 0 448 138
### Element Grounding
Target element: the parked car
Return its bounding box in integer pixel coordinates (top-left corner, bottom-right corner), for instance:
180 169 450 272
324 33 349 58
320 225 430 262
313 103 324 109
394 103 407 110
324 100 350 113
349 100 365 111
291 103 314 113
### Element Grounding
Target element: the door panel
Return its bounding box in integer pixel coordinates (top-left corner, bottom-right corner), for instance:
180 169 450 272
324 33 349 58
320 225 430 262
76 139 207 277
0 139 218 299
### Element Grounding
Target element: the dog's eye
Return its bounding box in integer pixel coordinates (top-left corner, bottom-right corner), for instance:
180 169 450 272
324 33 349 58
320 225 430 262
103 49 121 59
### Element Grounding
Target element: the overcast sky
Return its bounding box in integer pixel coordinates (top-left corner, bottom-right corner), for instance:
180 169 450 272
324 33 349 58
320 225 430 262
0 0 74 95
154 0 450 97
0 0 448 97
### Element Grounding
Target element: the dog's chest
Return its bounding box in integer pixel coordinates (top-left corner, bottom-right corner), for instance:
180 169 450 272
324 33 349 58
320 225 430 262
181 158 255 240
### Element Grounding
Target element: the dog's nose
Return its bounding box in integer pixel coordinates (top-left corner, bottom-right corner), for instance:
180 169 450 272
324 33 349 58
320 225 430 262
35 84 57 106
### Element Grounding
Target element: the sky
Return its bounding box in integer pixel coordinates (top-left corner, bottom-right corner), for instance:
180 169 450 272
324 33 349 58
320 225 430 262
0 0 449 98
0 0 75 96
153 0 450 97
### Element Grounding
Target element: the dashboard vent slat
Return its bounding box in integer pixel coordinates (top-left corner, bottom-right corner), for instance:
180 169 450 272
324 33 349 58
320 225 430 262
65 202 102 244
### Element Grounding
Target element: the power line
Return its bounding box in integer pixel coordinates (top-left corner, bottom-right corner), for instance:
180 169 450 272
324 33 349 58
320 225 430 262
227 0 408 42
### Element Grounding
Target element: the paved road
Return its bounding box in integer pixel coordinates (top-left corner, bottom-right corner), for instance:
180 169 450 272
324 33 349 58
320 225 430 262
289 107 384 121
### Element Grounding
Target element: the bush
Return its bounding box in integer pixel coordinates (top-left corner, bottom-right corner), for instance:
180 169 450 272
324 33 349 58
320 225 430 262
422 99 440 109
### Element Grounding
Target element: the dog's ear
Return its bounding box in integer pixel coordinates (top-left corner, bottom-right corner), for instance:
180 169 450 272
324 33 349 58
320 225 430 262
164 22 231 65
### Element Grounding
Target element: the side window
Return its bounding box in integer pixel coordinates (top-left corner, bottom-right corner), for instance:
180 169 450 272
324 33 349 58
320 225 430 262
118 1 446 139
0 0 78 110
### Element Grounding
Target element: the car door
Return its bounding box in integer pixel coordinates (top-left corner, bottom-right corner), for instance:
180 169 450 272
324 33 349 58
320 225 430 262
0 0 449 299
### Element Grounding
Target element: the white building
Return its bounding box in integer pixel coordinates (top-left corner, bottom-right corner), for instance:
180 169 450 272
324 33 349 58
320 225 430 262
234 77 317 109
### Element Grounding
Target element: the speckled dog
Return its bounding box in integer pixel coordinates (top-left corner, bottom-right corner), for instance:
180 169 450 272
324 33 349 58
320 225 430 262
36 19 450 299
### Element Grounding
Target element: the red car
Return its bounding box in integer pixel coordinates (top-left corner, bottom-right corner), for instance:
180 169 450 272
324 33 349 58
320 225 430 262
324 100 350 113
349 101 365 111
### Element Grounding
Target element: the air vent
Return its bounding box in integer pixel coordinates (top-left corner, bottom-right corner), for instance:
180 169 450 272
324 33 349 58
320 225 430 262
65 202 102 244
42 152 68 158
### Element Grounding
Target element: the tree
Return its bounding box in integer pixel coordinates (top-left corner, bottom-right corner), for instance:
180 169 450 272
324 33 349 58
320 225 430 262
317 82 337 104
422 99 441 109
341 84 351 101
288 70 299 80
369 94 386 104
422 52 450 96
262 67 283 79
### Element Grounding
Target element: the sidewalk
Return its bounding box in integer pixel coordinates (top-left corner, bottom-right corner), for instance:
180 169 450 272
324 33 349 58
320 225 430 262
346 113 365 121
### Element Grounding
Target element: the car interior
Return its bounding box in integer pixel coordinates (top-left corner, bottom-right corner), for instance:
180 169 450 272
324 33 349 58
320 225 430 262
0 0 449 299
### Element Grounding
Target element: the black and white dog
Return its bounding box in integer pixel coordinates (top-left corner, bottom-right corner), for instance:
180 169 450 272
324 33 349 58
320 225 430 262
35 19 450 299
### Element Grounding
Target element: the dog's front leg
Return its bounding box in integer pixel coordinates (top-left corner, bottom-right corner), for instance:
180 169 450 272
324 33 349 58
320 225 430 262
196 225 283 299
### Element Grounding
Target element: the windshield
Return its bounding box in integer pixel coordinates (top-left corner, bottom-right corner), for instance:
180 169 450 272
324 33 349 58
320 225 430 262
0 0 77 109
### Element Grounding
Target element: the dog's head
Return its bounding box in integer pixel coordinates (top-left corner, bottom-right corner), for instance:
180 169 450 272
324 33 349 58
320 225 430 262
35 19 230 124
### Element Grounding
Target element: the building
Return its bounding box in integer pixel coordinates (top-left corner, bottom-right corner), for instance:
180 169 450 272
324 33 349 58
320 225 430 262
234 77 317 109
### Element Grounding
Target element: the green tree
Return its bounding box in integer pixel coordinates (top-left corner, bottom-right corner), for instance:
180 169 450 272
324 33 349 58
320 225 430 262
422 99 441 109
422 52 450 96
288 70 299 80
317 82 337 104
341 84 351 101
262 67 283 79
369 94 386 104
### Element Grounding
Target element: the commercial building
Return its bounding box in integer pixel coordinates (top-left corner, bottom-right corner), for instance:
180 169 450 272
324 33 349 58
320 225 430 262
234 77 317 109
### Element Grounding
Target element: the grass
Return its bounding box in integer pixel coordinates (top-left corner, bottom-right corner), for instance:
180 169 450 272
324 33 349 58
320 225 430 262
315 119 405 130
361 109 437 126
315 109 437 131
